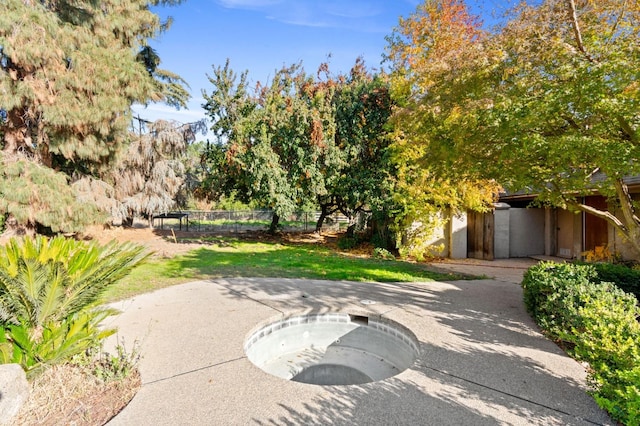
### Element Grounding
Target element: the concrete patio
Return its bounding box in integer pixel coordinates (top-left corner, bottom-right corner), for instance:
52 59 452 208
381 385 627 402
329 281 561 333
105 259 612 425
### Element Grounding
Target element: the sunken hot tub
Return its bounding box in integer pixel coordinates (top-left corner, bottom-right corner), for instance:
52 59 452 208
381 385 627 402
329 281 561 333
244 313 420 386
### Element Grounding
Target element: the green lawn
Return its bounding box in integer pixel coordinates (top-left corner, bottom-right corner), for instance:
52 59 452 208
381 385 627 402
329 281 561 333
104 237 470 302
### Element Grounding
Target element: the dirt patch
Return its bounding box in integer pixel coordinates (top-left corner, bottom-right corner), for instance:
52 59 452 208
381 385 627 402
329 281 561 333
14 364 141 426
83 224 199 257
83 223 344 258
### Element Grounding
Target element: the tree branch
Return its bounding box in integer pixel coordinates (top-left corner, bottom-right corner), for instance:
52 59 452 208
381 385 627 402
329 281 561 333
566 198 627 232
617 115 639 145
609 0 628 38
567 0 596 63
613 178 640 226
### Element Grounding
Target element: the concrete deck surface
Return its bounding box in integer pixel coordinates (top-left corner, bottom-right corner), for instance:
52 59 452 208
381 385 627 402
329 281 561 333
105 259 612 425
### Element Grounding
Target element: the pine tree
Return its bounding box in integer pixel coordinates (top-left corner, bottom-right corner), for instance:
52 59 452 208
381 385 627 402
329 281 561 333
0 0 187 234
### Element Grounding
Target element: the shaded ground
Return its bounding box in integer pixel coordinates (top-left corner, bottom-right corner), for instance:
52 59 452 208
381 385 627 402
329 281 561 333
84 223 342 259
105 276 611 425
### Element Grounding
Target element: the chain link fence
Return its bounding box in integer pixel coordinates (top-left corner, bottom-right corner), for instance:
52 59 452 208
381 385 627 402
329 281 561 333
152 210 349 233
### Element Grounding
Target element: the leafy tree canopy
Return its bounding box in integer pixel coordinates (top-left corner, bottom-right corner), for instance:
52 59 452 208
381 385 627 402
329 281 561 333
201 59 403 241
202 61 338 232
387 0 640 255
316 59 398 243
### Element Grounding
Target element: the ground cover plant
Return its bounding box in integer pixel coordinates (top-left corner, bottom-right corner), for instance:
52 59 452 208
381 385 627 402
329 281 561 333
105 233 467 302
522 262 640 424
14 341 142 425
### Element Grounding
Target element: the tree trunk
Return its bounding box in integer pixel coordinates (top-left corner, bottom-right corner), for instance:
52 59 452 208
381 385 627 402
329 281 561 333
370 214 396 251
269 212 280 234
122 216 134 228
315 205 329 233
4 108 29 158
0 214 34 243
613 179 640 257
569 179 640 259
4 107 52 167
345 216 356 237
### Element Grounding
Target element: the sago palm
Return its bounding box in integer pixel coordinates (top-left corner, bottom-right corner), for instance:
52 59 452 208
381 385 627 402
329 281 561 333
0 235 148 372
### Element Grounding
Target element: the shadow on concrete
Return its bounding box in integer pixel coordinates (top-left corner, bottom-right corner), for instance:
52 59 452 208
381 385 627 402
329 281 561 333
253 376 500 426
209 277 611 425
251 341 607 425
211 276 553 354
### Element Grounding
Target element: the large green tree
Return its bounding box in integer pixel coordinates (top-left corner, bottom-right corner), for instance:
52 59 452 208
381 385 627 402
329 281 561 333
387 0 640 256
200 60 256 204
316 59 397 244
201 59 406 244
202 61 338 232
0 0 187 234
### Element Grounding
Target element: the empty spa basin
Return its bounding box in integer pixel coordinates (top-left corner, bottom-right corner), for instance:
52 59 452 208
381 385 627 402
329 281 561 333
244 313 420 386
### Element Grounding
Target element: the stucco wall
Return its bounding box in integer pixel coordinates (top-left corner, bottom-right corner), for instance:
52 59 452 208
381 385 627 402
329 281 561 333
493 205 510 259
419 211 468 258
509 208 545 257
449 213 467 259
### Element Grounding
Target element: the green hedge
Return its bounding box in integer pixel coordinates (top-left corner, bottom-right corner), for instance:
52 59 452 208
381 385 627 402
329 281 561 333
590 262 640 302
522 262 640 425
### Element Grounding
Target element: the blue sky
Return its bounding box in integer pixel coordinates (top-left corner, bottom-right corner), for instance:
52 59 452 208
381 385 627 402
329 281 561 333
134 0 512 135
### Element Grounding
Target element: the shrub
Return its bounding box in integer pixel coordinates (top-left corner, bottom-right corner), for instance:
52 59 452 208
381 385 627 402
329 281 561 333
572 290 640 424
0 235 148 374
590 262 640 302
92 339 141 383
373 247 395 261
522 262 640 425
521 262 596 339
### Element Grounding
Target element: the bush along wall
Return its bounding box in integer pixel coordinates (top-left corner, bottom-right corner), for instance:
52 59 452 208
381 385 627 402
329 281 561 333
590 262 640 302
522 262 640 425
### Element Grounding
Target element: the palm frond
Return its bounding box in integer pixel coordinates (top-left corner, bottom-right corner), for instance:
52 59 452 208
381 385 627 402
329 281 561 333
0 235 148 372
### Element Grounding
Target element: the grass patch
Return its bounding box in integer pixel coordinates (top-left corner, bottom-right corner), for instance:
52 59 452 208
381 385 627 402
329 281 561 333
104 237 467 302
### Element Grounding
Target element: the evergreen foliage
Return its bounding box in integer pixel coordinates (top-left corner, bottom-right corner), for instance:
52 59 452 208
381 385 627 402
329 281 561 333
522 262 640 424
74 119 207 225
589 262 640 302
0 154 104 233
0 0 188 233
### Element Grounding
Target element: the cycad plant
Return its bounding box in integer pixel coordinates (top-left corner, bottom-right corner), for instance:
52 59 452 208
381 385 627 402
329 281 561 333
0 235 148 374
